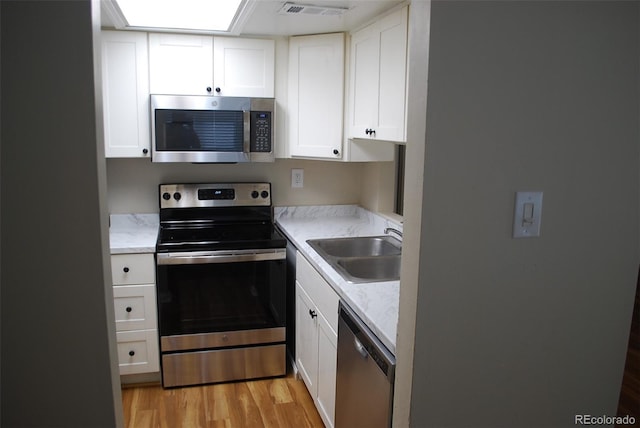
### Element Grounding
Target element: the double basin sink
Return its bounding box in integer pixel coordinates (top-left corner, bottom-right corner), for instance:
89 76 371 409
307 235 401 283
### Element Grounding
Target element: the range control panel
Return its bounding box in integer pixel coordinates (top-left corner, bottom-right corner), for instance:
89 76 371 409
160 183 271 209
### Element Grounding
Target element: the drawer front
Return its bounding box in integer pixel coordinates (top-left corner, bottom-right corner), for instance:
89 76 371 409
111 253 154 285
113 284 157 331
116 330 159 375
162 344 286 388
296 252 340 334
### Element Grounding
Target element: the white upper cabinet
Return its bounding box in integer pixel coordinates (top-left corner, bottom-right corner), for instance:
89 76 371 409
347 5 408 142
148 33 213 96
288 33 345 160
101 31 150 158
149 33 275 97
213 37 275 97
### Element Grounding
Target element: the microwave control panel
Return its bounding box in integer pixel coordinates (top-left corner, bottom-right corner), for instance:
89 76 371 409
250 111 272 153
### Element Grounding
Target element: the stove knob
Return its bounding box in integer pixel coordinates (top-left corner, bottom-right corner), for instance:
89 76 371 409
173 192 182 201
251 191 259 199
162 192 171 201
261 190 269 199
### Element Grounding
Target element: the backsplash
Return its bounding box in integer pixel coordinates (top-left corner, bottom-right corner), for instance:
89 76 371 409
106 158 368 213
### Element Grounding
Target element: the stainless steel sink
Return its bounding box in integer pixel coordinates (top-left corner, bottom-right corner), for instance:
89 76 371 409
307 236 401 258
336 256 401 282
307 236 401 283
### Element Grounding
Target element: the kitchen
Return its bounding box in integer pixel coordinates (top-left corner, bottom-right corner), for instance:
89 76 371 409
105 2 407 426
1 1 638 428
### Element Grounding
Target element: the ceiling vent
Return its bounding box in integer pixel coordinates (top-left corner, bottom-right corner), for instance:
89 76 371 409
278 2 349 16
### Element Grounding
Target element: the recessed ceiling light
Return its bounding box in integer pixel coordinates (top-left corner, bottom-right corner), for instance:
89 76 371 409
113 0 244 32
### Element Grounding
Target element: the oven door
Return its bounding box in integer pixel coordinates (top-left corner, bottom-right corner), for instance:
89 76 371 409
156 248 286 350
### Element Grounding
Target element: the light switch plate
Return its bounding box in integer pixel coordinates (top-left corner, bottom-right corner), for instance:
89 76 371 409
513 191 543 238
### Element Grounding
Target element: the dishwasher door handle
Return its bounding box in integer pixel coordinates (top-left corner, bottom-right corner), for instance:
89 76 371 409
354 337 369 359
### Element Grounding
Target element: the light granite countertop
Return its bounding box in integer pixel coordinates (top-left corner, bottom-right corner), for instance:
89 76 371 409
275 205 402 355
109 214 159 254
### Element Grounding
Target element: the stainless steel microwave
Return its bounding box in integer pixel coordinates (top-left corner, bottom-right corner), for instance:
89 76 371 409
151 95 275 163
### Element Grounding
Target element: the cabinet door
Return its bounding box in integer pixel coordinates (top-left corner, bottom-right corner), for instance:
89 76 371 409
148 33 213 95
296 281 318 396
347 6 408 142
102 31 150 158
375 6 408 142
289 33 344 159
316 311 338 428
348 23 379 140
213 37 275 97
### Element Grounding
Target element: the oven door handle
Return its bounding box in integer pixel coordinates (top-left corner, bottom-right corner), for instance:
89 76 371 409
156 249 286 265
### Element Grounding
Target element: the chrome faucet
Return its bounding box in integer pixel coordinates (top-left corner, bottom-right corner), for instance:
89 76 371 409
384 227 403 239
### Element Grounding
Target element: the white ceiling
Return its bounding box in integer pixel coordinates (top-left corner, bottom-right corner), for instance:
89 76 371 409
101 0 405 36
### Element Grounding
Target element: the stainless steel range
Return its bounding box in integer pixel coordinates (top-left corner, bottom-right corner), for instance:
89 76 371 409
155 182 287 388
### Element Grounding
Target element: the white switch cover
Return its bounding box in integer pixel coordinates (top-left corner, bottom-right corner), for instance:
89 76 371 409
291 169 304 188
513 191 543 238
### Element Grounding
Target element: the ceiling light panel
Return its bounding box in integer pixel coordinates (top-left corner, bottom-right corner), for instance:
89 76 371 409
115 0 243 32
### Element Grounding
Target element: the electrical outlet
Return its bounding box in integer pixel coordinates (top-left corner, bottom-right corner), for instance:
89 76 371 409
291 169 304 188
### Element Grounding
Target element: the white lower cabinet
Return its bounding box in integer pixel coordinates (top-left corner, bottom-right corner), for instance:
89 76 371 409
316 314 338 426
113 284 156 332
111 254 159 376
295 251 339 428
116 330 159 375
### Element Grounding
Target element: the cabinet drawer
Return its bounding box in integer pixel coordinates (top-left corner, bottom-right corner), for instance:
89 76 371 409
113 284 157 331
111 253 154 285
296 252 340 334
116 330 159 375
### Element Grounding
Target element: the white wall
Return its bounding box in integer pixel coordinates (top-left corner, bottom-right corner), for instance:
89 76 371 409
403 1 639 427
107 158 369 213
393 1 431 425
1 1 121 426
360 161 397 214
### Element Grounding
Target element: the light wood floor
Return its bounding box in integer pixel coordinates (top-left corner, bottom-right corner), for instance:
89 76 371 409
122 373 325 428
617 267 639 426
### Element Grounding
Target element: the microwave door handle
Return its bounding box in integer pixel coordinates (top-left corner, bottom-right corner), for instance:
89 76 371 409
243 110 250 155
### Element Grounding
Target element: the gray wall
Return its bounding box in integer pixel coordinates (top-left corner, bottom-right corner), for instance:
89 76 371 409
1 1 121 426
409 1 639 427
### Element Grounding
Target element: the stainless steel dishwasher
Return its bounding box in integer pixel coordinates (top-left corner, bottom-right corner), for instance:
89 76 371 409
335 302 396 428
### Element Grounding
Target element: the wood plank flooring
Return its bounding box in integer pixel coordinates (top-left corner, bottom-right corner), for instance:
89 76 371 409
617 267 640 426
122 373 325 428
